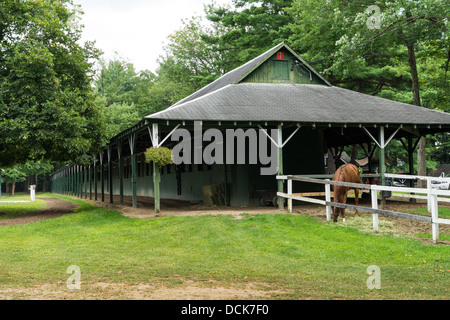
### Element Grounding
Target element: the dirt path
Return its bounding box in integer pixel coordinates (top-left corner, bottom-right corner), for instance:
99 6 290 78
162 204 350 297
0 280 290 300
0 198 78 226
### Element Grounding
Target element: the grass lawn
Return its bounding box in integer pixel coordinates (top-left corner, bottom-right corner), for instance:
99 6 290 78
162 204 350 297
0 193 448 300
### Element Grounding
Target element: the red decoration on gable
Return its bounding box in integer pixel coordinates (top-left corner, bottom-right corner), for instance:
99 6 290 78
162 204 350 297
276 51 285 60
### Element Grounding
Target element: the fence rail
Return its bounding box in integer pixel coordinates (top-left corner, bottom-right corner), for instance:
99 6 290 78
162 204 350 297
277 174 450 244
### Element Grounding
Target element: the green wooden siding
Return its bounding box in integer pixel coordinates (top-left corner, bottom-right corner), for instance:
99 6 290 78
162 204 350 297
273 60 290 80
241 49 327 85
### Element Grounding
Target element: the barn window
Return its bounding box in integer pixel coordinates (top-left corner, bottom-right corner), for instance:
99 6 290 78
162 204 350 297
276 51 284 60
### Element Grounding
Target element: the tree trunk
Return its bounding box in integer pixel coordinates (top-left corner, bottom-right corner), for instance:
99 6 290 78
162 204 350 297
405 34 427 187
11 182 15 196
417 137 427 185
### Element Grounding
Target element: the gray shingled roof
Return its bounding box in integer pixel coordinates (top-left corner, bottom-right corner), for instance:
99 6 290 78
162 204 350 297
146 83 450 126
143 42 450 129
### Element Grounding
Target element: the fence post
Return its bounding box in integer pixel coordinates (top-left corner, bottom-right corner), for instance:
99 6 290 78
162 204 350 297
427 179 432 214
428 183 439 244
325 179 331 221
371 188 379 233
287 179 292 213
431 194 439 244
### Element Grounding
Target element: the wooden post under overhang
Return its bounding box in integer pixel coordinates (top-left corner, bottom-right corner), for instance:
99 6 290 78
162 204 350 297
100 153 104 202
84 166 87 199
128 133 137 208
117 141 124 204
379 126 386 208
108 146 113 204
77 165 81 198
277 125 284 209
151 123 161 217
89 165 92 200
94 156 98 201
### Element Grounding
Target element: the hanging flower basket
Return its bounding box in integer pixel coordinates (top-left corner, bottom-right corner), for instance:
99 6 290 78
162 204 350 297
144 147 173 167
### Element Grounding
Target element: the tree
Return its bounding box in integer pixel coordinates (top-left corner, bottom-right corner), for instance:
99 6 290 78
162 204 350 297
146 16 228 111
22 160 54 191
287 0 449 178
94 56 158 121
205 0 293 69
2 165 27 196
340 0 447 181
0 0 108 168
99 100 141 138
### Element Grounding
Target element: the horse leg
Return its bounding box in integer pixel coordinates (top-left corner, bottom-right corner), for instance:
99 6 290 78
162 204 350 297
342 192 348 223
332 205 339 222
354 188 359 217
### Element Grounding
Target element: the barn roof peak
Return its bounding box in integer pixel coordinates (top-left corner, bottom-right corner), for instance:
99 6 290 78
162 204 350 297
167 42 330 110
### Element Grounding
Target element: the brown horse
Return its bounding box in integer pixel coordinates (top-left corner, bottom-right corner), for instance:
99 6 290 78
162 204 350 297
332 163 361 223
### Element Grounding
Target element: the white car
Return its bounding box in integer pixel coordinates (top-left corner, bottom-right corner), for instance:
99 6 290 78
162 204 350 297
431 173 450 190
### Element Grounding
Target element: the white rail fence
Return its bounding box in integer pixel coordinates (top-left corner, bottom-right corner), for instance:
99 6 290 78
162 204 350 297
277 174 450 244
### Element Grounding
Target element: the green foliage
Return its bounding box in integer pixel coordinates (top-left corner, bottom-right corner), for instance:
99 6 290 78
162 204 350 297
2 166 27 185
144 147 173 167
22 160 54 178
205 0 293 67
95 95 141 138
287 0 449 168
0 0 108 167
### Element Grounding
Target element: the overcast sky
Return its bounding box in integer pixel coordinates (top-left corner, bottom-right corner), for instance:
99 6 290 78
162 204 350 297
74 0 231 73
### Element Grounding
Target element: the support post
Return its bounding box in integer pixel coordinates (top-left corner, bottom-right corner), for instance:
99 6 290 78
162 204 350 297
154 162 160 216
77 166 80 198
431 193 439 244
118 141 124 204
407 136 417 202
100 153 104 202
287 178 292 213
129 133 137 208
428 180 439 244
94 156 98 201
71 166 74 196
277 125 284 209
371 188 379 233
89 165 92 200
408 137 414 176
379 126 386 209
151 123 160 216
131 153 137 208
74 166 77 197
325 180 331 221
108 146 113 204
84 166 87 199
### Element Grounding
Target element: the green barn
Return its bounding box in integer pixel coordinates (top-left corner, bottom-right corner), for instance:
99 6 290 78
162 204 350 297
51 43 450 214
